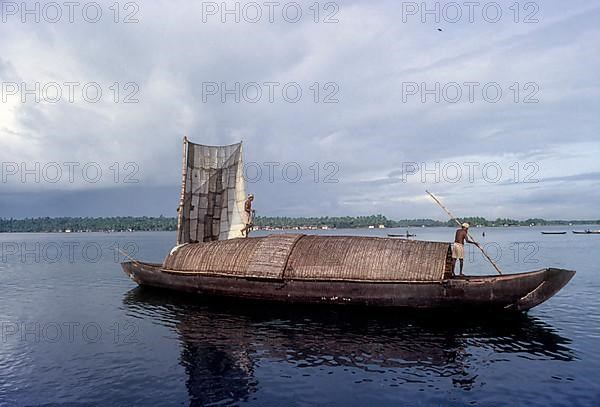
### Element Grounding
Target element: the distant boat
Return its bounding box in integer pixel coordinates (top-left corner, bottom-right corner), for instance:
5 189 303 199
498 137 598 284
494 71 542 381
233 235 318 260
573 230 600 234
388 233 416 238
541 232 567 235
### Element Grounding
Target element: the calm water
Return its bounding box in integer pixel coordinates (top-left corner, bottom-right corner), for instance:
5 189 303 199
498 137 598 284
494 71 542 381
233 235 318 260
1 228 599 406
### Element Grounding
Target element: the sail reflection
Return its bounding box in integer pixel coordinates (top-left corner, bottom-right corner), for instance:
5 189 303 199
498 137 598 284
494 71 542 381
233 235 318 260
123 288 574 405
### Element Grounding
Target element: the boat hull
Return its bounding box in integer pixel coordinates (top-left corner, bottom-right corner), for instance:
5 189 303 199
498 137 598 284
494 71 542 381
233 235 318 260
121 262 574 312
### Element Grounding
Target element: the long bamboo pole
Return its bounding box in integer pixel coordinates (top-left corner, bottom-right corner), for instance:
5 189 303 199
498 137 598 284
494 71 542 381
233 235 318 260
116 247 140 265
176 136 189 245
426 190 503 275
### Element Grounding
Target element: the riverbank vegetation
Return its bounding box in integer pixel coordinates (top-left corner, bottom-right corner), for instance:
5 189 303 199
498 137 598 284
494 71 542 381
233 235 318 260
0 216 598 233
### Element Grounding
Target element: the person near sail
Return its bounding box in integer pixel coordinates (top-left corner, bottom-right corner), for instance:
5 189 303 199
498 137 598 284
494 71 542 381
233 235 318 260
451 223 479 276
241 194 254 237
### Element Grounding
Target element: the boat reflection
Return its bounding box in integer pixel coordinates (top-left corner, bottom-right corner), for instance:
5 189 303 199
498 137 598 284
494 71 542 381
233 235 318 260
122 287 574 405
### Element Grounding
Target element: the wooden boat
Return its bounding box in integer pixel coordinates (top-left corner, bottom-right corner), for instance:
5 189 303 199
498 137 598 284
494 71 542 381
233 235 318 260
122 234 575 312
121 138 575 312
573 230 600 234
541 231 567 235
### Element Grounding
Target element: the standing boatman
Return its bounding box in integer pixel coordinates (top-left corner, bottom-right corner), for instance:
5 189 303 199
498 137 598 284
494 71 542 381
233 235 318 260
241 194 255 237
452 223 479 276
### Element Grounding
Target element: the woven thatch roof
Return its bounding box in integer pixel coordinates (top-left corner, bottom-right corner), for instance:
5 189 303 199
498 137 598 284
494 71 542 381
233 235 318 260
163 234 452 282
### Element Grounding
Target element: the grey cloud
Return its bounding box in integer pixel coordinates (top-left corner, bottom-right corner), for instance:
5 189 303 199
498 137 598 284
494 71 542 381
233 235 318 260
540 172 600 183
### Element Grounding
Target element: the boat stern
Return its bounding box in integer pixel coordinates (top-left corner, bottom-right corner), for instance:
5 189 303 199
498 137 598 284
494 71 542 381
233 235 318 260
121 261 164 286
121 261 141 284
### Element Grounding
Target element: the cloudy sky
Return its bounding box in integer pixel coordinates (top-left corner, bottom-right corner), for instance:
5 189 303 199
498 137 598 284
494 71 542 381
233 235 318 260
1 0 599 220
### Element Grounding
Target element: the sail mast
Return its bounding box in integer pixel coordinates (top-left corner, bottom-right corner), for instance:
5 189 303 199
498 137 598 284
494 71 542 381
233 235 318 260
176 136 189 245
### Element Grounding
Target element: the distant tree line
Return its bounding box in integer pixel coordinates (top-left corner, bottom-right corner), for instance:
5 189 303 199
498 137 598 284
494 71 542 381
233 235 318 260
0 216 177 233
0 215 597 233
254 215 600 229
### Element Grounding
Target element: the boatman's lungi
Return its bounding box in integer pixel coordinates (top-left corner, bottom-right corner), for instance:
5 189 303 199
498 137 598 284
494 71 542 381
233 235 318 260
452 242 464 259
243 210 253 226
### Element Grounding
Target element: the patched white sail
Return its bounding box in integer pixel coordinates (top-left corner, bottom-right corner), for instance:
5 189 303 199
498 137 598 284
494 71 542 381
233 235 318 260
176 138 246 244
